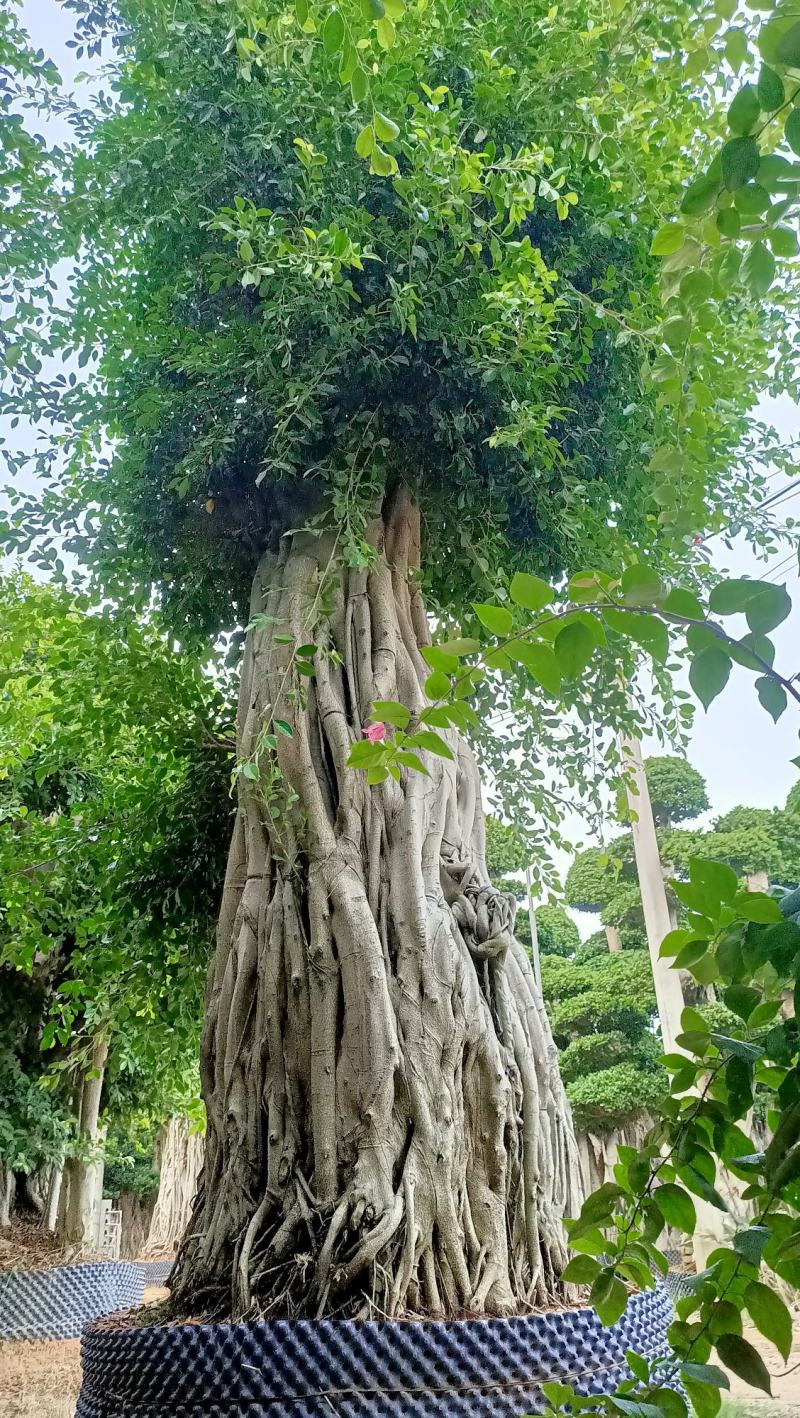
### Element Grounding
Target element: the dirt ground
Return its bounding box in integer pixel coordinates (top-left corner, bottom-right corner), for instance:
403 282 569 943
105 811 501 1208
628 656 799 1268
0 1286 168 1418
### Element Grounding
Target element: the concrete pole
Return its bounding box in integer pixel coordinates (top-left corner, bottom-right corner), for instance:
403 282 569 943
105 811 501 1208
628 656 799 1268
525 865 542 990
619 734 685 1056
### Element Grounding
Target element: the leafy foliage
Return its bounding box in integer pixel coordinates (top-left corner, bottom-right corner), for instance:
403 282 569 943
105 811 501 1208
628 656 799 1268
536 905 581 960
0 575 231 1173
643 756 710 828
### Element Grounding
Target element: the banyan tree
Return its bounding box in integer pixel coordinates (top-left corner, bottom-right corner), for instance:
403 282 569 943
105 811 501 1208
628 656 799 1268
2 0 770 1318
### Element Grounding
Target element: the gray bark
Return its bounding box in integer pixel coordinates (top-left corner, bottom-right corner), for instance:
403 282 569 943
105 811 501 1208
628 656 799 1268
0 1165 15 1227
58 1036 108 1253
173 489 582 1319
145 1116 203 1257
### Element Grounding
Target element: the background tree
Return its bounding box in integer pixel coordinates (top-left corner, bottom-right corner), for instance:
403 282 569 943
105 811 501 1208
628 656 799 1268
0 576 230 1242
1 0 791 1318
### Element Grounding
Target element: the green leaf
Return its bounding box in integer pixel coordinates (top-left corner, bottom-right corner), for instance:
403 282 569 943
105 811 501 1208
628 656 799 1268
626 1350 650 1384
274 718 293 736
614 1402 665 1418
757 65 784 111
367 764 388 784
682 1377 722 1418
728 85 760 136
355 123 374 157
437 638 481 658
708 578 761 614
745 1280 792 1361
374 111 400 142
506 640 562 695
555 620 595 679
509 571 554 612
776 19 800 66
662 587 705 620
424 670 451 699
680 177 721 217
769 225 799 257
755 674 787 723
370 144 396 176
422 645 460 674
710 1034 764 1062
651 224 686 255
741 241 776 297
350 66 369 103
561 1254 602 1284
603 608 669 662
745 582 791 634
405 729 454 759
689 858 738 902
348 739 384 766
786 107 800 157
394 749 429 776
721 137 760 190
590 1269 628 1327
473 603 514 636
375 15 395 47
620 563 663 605
731 891 783 923
653 1183 696 1233
371 699 410 728
323 9 345 54
733 1225 771 1265
714 1334 772 1395
681 1364 729 1392
689 645 731 710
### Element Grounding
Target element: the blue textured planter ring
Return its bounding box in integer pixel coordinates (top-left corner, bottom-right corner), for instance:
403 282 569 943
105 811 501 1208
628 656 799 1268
0 1261 144 1340
76 1285 673 1418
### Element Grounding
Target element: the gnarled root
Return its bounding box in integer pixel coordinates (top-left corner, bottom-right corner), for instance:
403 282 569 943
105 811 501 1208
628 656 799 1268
171 487 582 1320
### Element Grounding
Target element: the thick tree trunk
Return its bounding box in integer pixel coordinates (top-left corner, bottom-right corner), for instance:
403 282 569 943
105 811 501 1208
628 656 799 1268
0 1165 15 1227
172 489 582 1320
145 1117 203 1257
58 1036 108 1253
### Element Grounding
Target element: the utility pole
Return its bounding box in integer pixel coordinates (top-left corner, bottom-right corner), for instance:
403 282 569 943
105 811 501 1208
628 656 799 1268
525 865 542 990
619 734 685 1055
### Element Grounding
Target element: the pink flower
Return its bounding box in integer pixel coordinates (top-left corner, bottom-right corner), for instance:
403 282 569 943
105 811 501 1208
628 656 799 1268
364 722 387 743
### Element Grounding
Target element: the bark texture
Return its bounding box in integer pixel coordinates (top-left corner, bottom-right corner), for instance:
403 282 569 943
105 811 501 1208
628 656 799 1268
58 1036 108 1254
173 489 582 1320
145 1116 203 1257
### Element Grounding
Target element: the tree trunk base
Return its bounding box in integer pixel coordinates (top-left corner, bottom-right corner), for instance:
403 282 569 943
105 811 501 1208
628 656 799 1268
173 488 582 1320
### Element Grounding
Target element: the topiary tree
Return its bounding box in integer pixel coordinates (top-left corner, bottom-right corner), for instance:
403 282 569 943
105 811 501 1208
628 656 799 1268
535 905 581 959
641 755 709 828
564 849 618 915
2 0 784 1321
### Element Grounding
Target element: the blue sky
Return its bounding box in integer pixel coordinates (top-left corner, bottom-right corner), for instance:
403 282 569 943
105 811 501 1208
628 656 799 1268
7 0 800 849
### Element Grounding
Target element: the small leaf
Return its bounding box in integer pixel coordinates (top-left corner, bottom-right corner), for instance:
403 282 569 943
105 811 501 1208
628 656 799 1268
731 891 783 923
721 136 760 190
590 1269 628 1327
394 749 429 776
680 176 721 217
473 603 514 636
322 9 345 54
715 1333 772 1395
561 1254 602 1284
375 15 395 47
745 1280 792 1361
689 645 731 710
651 224 686 255
755 675 787 723
555 620 595 679
745 582 791 634
728 85 760 136
371 699 410 728
733 1226 771 1265
662 587 705 619
274 718 293 737
757 65 784 111
776 19 800 66
367 764 388 784
350 66 369 102
653 1183 697 1233
437 638 481 658
355 123 374 157
741 241 776 297
374 111 399 142
681 1364 729 1391
786 107 800 157
370 144 397 176
405 729 455 760
620 562 663 605
506 640 562 695
424 670 451 699
509 571 554 612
